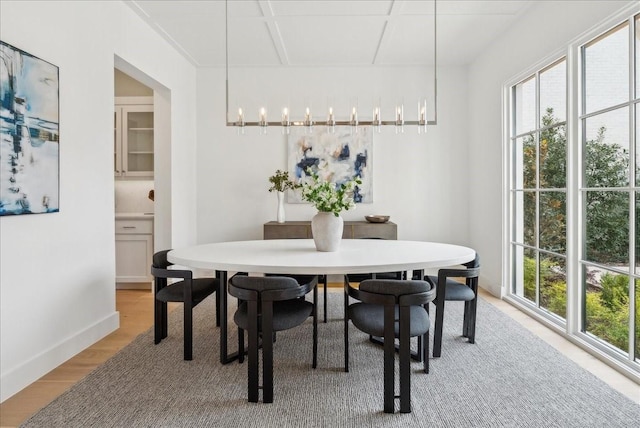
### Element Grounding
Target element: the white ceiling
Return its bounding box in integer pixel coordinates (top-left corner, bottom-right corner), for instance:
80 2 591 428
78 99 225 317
126 0 534 67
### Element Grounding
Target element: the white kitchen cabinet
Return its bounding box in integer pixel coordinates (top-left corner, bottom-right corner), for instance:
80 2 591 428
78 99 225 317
115 217 153 287
114 97 154 178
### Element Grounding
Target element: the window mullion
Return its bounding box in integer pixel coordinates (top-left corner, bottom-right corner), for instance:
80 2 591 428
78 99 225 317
566 43 580 335
626 15 636 361
535 71 542 307
579 42 589 336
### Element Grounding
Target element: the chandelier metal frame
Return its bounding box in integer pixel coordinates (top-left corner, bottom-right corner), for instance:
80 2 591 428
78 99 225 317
224 0 438 129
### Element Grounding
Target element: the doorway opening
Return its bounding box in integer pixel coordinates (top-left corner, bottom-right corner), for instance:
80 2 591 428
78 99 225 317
114 68 154 289
113 56 172 290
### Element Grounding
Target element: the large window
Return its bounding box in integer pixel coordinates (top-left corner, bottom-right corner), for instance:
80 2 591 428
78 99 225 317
581 22 635 358
511 59 567 320
508 11 640 371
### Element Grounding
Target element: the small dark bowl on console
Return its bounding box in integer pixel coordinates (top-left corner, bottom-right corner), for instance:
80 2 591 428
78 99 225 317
365 215 390 223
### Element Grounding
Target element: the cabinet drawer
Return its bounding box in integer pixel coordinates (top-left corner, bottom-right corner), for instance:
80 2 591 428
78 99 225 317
264 223 310 239
351 223 397 240
115 219 153 234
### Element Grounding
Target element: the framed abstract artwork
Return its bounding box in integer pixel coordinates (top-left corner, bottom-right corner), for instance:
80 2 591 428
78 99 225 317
0 41 59 216
287 126 372 203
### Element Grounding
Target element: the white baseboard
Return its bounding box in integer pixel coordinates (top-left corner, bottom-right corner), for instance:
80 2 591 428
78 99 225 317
0 311 120 403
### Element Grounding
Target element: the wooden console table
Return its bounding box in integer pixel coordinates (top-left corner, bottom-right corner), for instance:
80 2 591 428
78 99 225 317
263 220 397 240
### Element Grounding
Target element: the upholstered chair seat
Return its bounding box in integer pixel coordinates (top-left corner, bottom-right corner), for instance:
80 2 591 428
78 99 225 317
151 249 219 361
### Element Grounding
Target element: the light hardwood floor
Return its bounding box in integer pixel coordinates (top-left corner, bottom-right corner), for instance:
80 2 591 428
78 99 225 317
1 287 638 427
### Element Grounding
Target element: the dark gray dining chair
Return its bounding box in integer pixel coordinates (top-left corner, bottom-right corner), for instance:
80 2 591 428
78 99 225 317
151 250 219 360
228 274 318 403
425 254 480 357
267 273 329 323
344 277 436 413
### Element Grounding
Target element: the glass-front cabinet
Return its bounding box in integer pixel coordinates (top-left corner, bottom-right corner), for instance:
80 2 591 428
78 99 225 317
114 97 154 178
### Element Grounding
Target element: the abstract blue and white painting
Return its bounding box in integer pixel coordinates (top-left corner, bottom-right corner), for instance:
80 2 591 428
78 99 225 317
287 126 372 203
0 41 59 216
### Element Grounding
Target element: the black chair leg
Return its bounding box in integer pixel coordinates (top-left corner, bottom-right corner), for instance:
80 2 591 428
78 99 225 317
343 280 349 373
262 304 274 404
154 299 164 344
383 307 395 414
399 306 411 413
433 299 445 358
468 298 478 344
313 279 318 369
184 303 193 360
423 304 430 373
162 302 168 339
215 292 220 328
423 330 430 374
463 300 470 337
247 301 259 403
323 275 328 323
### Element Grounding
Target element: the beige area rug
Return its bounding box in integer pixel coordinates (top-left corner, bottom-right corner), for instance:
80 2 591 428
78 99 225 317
21 291 640 427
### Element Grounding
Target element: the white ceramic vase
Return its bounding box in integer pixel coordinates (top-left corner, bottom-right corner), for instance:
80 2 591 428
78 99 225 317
311 211 343 252
277 191 285 223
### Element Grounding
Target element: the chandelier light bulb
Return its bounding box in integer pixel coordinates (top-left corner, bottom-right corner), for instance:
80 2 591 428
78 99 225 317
327 107 335 127
304 107 313 127
237 107 245 127
259 108 267 125
396 105 404 125
373 106 381 133
395 104 404 134
418 99 427 134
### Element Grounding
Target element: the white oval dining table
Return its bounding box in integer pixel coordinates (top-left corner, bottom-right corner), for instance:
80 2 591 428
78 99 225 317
168 239 475 275
168 239 476 363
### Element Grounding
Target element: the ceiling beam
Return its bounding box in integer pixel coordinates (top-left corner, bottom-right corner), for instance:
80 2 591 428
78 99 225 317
258 0 290 65
372 0 404 65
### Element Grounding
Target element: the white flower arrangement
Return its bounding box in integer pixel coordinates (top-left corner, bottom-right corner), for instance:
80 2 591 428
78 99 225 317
300 169 362 217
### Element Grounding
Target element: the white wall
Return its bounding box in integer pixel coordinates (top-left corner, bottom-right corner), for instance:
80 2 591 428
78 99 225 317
196 65 472 248
0 1 197 401
467 1 635 295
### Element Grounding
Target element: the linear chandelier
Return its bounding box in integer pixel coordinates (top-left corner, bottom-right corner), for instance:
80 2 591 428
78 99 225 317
225 0 438 132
